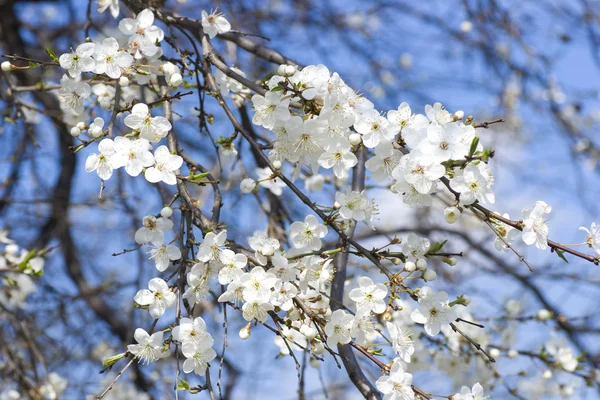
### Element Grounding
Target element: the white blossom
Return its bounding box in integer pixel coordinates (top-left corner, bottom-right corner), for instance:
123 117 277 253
93 37 133 79
375 362 414 400
410 288 457 336
145 146 183 185
522 201 551 250
348 276 387 314
580 222 600 255
127 328 169 364
324 309 353 349
124 103 172 142
59 43 96 78
134 278 176 319
201 10 231 39
289 215 328 251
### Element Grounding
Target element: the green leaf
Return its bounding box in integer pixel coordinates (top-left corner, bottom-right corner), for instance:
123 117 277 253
468 137 480 157
45 48 59 63
18 249 37 272
28 61 40 69
188 172 210 182
427 240 448 255
369 348 384 356
555 249 569 263
177 379 191 390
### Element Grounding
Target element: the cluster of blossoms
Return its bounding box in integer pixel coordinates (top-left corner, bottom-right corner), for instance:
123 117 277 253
56 9 186 185
247 64 494 211
7 3 595 398
0 230 40 310
83 103 182 183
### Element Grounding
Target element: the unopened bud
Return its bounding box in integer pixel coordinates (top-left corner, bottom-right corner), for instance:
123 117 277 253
423 269 437 281
239 323 251 340
118 76 130 87
240 178 256 194
442 257 457 266
416 258 427 271
382 308 393 321
536 309 552 321
348 133 362 146
272 160 282 170
284 65 296 76
312 341 325 355
160 206 173 218
102 352 127 368
404 261 416 272
277 64 287 76
169 73 183 87
1 61 13 72
70 127 81 137
309 357 321 368
453 110 465 120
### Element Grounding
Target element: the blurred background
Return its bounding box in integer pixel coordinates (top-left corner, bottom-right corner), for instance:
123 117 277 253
1 0 600 398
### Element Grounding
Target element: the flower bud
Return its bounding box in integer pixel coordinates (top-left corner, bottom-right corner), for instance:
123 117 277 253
162 62 178 75
453 110 465 120
272 160 282 170
348 133 362 146
1 61 13 72
284 65 296 76
239 323 251 340
277 64 287 76
443 257 457 266
301 325 317 341
416 258 427 271
70 127 81 137
160 206 173 218
89 126 102 138
76 122 86 130
312 341 325 355
423 269 437 281
536 309 552 321
100 98 111 109
102 352 126 368
119 76 130 87
507 349 518 358
542 369 552 379
240 178 256 194
309 357 321 369
560 385 574 397
462 295 471 305
404 261 416 272
444 206 460 224
382 308 393 321
489 348 500 359
169 73 183 87
333 201 341 209
460 21 473 33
